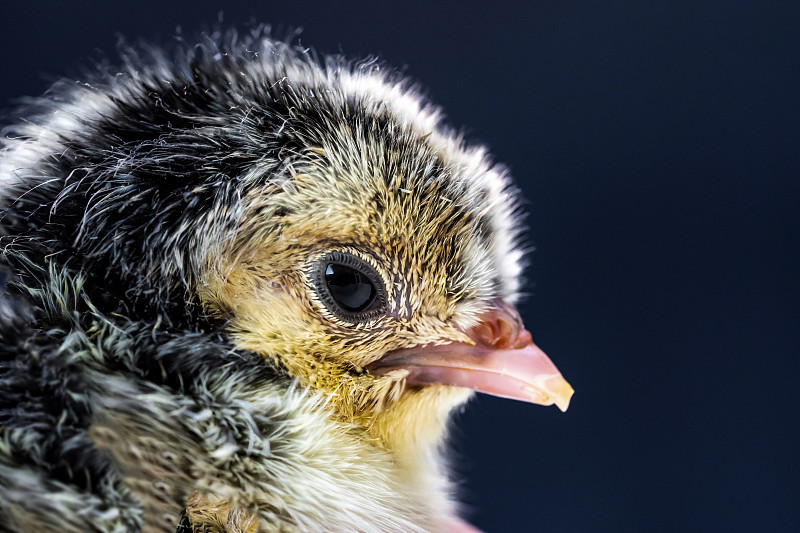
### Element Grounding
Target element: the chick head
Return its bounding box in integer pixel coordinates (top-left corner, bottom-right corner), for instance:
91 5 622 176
193 62 573 453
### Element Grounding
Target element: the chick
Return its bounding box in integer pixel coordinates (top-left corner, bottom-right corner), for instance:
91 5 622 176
0 29 573 533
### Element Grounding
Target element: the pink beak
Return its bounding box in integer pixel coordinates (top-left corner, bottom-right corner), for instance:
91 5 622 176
369 300 574 411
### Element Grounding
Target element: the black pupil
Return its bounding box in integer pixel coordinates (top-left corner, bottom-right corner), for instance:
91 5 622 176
325 263 377 312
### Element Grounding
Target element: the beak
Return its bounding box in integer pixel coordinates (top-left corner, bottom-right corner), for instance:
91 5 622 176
368 300 574 411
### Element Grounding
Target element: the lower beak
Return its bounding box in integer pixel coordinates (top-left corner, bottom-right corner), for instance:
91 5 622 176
368 301 574 411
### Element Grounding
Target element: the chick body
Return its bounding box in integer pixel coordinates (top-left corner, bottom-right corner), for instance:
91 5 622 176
0 29 555 533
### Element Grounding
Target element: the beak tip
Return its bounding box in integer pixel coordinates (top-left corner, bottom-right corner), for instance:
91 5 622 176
546 376 574 412
555 395 572 412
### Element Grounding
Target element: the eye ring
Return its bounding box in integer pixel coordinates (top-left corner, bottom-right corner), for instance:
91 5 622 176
311 251 387 324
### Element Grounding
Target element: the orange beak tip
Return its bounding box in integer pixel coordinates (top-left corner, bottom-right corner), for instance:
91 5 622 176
546 376 575 412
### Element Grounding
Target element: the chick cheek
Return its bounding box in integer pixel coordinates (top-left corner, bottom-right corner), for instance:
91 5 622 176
368 300 574 411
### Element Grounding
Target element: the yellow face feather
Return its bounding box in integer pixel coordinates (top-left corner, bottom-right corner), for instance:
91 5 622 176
196 127 510 455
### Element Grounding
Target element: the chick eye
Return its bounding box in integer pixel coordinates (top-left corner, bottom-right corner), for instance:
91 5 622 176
312 252 386 323
325 263 375 312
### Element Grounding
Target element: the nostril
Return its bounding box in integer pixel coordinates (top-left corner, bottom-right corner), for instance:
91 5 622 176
494 316 515 349
469 321 500 347
465 299 534 350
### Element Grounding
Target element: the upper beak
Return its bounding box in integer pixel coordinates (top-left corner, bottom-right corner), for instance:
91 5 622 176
368 300 574 411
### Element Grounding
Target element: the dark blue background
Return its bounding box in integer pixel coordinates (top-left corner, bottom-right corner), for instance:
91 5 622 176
2 2 797 532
